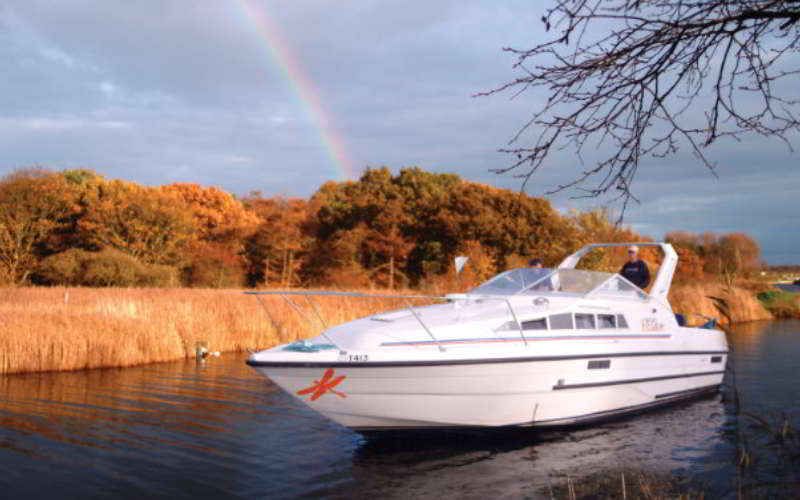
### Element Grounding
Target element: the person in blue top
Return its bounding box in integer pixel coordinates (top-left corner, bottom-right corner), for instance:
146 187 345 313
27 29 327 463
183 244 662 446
619 245 650 289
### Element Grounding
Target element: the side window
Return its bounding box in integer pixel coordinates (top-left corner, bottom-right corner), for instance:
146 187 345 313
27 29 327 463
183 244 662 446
549 313 574 330
575 313 596 329
616 314 629 329
522 318 547 330
598 314 616 329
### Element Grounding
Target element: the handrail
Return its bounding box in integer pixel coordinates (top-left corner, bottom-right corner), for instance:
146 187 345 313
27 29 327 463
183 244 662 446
246 290 450 350
244 290 531 350
402 298 446 352
251 292 339 347
490 296 527 347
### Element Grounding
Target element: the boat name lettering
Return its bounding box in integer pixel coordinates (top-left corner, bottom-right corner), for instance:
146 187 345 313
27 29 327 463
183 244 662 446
347 353 369 362
641 318 664 332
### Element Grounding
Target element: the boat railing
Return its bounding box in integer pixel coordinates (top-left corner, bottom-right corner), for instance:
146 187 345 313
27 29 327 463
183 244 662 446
244 290 527 352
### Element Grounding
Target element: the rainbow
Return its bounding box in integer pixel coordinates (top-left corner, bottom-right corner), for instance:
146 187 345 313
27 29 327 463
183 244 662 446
232 0 357 181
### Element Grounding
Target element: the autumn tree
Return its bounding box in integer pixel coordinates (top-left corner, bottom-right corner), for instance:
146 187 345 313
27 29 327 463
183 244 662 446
162 183 261 243
673 246 705 283
666 230 763 278
362 201 415 289
308 168 418 287
483 0 800 209
77 180 197 266
427 180 574 272
244 195 311 287
307 167 576 287
163 183 261 287
718 232 762 276
0 169 77 285
310 224 374 288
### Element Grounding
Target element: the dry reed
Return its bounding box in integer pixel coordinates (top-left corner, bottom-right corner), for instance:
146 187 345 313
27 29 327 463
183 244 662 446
0 287 408 375
0 281 773 375
546 469 705 499
669 283 772 326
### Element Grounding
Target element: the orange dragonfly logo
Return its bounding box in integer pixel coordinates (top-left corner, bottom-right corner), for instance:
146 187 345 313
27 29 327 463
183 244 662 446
296 368 347 401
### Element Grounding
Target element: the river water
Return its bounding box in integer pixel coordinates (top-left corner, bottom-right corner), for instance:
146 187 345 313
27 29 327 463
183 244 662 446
1 320 799 499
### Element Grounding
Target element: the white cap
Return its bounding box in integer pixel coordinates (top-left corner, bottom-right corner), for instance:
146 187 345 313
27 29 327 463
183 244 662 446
628 245 639 253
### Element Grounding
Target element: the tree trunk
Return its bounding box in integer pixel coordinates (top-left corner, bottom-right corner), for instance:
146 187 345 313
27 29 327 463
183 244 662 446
388 255 394 290
287 251 294 287
281 249 288 286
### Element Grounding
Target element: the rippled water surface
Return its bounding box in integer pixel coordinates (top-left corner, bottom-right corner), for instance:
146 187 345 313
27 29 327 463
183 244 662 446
2 320 799 499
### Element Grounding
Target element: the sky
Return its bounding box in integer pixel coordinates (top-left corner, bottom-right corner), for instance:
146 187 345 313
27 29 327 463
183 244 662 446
1 1 798 264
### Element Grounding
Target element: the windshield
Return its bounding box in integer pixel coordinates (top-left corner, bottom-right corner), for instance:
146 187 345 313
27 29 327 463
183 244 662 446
470 268 554 295
469 268 639 297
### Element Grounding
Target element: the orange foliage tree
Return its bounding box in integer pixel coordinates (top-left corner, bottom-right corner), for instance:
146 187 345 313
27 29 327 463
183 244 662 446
163 183 261 287
77 180 197 266
0 169 78 285
2 164 765 291
307 167 576 287
666 230 763 280
244 195 311 287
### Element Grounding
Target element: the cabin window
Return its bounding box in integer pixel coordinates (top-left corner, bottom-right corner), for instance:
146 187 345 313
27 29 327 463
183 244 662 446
549 313 574 330
522 318 547 330
616 314 629 329
711 356 723 363
598 314 616 329
575 313 596 329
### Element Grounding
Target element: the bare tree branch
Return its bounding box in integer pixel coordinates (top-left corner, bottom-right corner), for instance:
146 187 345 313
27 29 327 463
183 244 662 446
478 0 800 214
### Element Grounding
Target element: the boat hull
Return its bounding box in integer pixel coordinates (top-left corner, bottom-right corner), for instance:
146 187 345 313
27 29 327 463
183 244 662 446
248 351 726 431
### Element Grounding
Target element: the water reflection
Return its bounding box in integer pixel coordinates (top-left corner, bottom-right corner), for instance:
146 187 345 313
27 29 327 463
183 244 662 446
344 395 731 499
0 355 359 499
3 321 800 499
725 320 800 498
727 320 800 414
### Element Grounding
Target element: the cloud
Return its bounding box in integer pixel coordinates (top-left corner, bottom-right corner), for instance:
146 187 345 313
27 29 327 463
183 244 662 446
11 117 129 131
0 0 796 263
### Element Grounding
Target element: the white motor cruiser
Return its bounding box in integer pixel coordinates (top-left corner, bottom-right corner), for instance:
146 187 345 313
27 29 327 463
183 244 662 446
246 243 728 432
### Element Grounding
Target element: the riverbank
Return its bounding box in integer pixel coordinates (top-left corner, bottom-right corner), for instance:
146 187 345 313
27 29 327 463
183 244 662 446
0 283 778 375
668 283 773 325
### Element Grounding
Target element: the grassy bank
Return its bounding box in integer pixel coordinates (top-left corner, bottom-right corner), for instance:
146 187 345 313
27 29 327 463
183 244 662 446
0 282 778 375
0 287 399 375
755 289 800 318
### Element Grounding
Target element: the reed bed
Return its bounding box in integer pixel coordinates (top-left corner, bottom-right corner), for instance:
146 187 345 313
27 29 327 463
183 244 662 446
545 469 704 499
669 283 772 325
0 282 774 375
0 287 412 375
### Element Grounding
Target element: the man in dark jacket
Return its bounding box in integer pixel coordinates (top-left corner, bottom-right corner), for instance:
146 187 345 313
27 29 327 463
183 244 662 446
619 246 650 289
